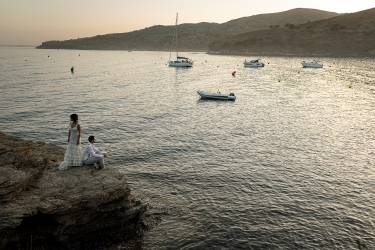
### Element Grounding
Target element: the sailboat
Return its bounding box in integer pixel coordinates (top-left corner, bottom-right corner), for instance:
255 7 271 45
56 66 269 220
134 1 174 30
168 13 193 67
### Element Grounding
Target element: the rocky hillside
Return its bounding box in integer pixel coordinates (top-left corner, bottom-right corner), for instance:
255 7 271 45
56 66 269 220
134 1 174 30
208 8 375 57
0 132 155 250
36 8 339 51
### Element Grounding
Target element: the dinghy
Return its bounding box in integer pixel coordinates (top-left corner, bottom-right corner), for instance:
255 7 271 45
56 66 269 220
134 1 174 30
197 90 236 101
301 60 323 68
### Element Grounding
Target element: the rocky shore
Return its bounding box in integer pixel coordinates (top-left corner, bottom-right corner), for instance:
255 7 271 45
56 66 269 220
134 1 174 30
0 132 153 249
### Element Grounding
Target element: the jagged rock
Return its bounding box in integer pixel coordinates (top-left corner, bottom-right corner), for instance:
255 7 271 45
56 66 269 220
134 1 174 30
0 132 149 249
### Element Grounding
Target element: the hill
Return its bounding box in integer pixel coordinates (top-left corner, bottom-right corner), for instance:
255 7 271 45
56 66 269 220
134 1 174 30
36 8 339 51
208 8 375 57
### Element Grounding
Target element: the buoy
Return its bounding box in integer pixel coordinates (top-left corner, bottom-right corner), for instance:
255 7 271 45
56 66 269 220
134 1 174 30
349 85 352 88
71 67 74 73
232 71 236 76
48 55 49 57
278 79 280 82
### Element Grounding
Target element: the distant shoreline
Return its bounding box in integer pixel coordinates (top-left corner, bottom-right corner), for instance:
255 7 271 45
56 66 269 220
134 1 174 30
207 52 375 58
0 44 37 47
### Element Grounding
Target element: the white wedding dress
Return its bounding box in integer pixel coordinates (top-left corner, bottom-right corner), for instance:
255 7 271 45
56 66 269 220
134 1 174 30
58 124 83 170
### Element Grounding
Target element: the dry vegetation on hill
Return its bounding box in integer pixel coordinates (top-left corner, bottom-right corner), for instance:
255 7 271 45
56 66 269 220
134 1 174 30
208 8 375 57
37 8 339 52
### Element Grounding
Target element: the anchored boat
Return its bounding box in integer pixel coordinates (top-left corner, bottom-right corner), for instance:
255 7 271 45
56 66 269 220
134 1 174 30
197 90 236 101
168 13 193 67
301 60 323 68
244 59 265 67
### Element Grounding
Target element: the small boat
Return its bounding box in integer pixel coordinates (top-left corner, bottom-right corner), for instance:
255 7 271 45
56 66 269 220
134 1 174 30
168 13 193 67
244 59 264 67
301 60 323 68
197 90 236 101
169 56 193 67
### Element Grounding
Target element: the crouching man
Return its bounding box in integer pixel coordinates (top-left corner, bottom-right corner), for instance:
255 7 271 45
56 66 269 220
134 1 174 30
82 135 108 169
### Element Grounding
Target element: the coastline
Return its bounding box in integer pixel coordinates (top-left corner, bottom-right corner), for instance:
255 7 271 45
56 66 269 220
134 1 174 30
0 131 154 249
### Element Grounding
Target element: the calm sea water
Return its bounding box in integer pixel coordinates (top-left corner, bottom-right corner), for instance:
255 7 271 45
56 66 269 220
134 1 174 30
1 47 375 249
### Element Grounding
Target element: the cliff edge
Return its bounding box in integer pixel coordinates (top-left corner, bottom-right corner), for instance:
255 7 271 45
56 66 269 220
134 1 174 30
0 131 151 249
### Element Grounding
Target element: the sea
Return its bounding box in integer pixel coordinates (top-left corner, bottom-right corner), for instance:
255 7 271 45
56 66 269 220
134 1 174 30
1 47 375 249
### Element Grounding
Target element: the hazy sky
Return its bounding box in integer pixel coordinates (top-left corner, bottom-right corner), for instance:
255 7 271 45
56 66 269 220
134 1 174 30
0 0 374 45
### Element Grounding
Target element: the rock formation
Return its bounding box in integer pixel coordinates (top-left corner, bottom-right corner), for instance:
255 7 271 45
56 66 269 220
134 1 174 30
0 132 151 249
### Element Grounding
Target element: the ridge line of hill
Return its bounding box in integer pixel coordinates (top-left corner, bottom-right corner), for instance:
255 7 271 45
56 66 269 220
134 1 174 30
36 8 340 53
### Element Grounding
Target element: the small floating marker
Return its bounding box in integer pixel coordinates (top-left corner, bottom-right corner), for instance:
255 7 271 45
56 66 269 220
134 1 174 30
79 54 80 56
25 59 27 62
48 55 49 57
278 79 281 82
232 71 236 76
349 85 352 88
71 67 74 73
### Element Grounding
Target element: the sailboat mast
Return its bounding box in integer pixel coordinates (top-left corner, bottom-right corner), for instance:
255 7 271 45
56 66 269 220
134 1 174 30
176 13 178 57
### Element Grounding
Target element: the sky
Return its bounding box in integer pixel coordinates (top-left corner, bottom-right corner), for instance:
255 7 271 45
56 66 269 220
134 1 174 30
0 0 374 46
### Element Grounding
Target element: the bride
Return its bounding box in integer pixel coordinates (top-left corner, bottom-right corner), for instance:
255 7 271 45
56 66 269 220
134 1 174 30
58 114 83 170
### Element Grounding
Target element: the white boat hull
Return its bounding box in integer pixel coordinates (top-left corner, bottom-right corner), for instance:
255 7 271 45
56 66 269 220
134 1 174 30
301 61 323 68
244 62 265 67
243 59 265 67
168 60 193 67
197 90 236 101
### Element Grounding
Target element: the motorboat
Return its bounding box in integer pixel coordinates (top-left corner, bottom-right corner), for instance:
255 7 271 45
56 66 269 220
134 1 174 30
243 59 264 67
197 90 236 101
168 13 193 67
301 60 323 68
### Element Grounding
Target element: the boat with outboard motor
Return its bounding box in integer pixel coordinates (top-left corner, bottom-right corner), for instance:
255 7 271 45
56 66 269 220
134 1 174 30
301 60 323 68
244 59 264 67
197 90 236 101
168 13 193 67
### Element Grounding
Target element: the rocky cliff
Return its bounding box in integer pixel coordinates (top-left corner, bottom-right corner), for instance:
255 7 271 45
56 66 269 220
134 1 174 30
0 132 152 249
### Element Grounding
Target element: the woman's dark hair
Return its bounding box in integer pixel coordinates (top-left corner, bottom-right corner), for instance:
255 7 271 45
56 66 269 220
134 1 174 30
70 114 78 122
88 136 95 142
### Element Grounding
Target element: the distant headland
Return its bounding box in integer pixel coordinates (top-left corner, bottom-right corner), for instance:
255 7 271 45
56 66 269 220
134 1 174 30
36 8 375 57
